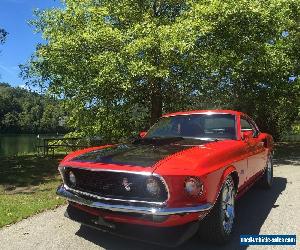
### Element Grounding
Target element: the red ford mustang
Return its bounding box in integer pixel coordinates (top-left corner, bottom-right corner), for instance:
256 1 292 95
57 110 274 246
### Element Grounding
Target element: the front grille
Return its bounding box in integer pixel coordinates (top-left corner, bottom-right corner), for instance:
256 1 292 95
63 167 168 203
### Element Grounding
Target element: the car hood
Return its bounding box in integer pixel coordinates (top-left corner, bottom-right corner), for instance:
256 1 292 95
65 138 212 168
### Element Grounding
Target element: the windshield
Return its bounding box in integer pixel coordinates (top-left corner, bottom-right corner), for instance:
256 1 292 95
145 114 236 140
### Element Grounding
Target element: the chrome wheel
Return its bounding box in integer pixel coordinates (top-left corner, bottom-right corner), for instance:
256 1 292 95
266 156 272 185
198 175 235 244
222 179 235 234
259 154 273 189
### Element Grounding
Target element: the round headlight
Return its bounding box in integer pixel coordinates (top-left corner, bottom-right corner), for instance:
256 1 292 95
146 177 161 196
69 171 76 187
184 177 203 196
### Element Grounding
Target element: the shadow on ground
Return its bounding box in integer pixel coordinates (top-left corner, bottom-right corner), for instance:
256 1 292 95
75 177 287 250
0 155 62 189
273 143 300 166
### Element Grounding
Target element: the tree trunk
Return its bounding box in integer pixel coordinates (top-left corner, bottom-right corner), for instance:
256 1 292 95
150 80 162 125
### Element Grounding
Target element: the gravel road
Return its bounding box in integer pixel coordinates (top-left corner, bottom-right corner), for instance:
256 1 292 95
0 157 299 250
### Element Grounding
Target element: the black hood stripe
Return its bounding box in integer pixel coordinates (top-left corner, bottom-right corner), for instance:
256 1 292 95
72 140 210 167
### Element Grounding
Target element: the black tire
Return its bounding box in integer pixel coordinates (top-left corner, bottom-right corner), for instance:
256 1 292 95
259 154 273 189
198 175 236 245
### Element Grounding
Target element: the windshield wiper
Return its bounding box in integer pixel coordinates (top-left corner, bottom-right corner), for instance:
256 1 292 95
179 137 224 142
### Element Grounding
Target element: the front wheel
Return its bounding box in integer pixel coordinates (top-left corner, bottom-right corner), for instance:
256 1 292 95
198 175 236 244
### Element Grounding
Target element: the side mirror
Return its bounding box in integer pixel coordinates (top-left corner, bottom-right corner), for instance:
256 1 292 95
139 131 147 138
242 130 253 141
253 130 259 138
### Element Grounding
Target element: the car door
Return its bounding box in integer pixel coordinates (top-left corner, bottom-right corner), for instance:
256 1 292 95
247 118 268 175
240 117 266 181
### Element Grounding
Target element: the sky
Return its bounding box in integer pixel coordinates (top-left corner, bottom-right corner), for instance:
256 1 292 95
0 0 63 88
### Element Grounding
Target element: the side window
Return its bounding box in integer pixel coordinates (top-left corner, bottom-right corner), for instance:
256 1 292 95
241 117 260 138
241 118 253 131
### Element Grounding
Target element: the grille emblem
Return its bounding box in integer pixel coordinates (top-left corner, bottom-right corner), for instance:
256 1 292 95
122 178 132 191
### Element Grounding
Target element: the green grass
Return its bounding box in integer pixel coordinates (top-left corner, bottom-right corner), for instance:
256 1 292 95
0 155 66 228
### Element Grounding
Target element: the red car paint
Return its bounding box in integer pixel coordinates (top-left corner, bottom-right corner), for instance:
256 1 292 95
58 110 273 229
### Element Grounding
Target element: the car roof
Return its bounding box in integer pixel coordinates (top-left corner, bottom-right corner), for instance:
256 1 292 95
162 110 243 117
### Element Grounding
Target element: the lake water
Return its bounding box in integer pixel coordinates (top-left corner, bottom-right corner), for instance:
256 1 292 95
0 134 38 156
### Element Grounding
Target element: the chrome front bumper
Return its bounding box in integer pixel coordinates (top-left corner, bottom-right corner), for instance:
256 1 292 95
57 185 212 216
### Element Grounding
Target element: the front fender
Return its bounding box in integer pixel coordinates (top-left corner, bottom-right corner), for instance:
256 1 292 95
205 165 238 206
219 166 239 192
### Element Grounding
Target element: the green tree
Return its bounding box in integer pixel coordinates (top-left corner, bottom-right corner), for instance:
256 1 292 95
22 0 300 140
0 28 7 44
0 83 67 134
0 28 8 78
